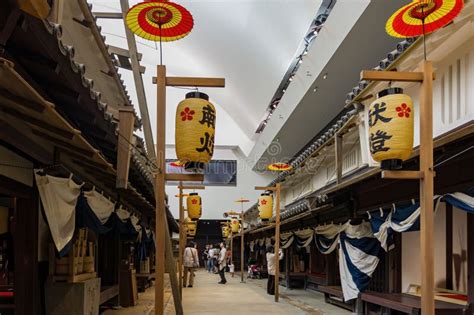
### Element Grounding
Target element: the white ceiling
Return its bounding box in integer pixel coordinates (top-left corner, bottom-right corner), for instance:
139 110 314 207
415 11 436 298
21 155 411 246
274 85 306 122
90 0 322 152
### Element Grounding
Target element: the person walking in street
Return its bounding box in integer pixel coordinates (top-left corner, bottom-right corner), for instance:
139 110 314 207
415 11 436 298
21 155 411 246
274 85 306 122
183 241 199 288
218 242 227 284
266 245 283 295
202 245 209 271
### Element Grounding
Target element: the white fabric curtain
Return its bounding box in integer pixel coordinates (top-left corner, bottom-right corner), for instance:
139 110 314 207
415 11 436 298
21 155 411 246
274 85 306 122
294 229 314 248
35 171 82 253
83 189 115 225
280 232 294 249
116 206 131 222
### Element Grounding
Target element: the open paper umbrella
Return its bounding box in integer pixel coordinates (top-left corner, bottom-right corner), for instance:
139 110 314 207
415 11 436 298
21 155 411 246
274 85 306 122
267 162 292 172
386 0 464 38
170 160 186 168
126 0 194 42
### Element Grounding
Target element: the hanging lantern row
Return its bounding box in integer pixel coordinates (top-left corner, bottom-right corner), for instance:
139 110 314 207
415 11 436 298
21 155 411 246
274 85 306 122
258 192 273 221
230 218 240 233
222 225 230 238
176 92 216 171
368 88 414 170
185 217 197 236
186 193 202 221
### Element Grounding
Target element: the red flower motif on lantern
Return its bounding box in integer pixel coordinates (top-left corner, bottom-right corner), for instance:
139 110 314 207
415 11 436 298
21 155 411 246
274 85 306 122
396 103 411 118
260 199 267 206
191 199 198 204
180 107 195 121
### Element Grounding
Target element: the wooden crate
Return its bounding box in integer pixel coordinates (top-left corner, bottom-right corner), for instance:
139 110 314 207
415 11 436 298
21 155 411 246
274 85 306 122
49 228 96 283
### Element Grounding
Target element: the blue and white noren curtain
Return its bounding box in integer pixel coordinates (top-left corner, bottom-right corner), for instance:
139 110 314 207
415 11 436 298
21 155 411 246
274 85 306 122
314 222 383 301
311 191 474 301
338 222 383 301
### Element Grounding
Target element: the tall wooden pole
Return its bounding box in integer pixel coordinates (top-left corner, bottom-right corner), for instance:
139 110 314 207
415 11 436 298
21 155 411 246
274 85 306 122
240 209 245 283
419 60 434 315
155 65 166 315
361 63 436 315
274 183 281 302
178 183 184 297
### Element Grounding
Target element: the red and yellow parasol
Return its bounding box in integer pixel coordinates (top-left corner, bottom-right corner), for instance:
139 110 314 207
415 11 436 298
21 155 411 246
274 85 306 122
126 0 194 42
386 0 464 38
170 160 186 167
267 162 292 172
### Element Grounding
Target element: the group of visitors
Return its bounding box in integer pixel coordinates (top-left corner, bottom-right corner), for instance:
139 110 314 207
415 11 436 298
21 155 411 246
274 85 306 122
183 242 228 287
183 241 282 294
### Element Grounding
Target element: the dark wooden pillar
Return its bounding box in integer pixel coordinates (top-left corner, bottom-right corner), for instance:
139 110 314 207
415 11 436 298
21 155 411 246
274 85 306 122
445 203 453 290
467 213 474 313
14 193 41 314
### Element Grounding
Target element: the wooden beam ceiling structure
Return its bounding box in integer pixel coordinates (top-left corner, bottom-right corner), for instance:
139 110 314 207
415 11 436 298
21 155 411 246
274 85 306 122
0 57 156 218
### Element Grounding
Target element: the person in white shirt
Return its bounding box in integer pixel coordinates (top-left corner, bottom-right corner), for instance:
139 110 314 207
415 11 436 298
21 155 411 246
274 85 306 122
183 242 199 288
266 245 283 295
217 242 227 284
207 246 215 273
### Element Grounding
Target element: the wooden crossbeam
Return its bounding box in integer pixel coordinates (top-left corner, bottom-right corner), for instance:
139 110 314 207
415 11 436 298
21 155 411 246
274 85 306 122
255 186 277 191
165 173 204 182
0 104 75 139
31 129 95 157
152 76 225 88
0 87 47 112
180 185 205 190
360 70 435 82
93 12 123 19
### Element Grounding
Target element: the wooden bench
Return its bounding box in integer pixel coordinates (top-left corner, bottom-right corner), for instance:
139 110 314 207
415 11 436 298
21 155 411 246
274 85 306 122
136 273 155 292
100 285 119 305
306 272 328 287
279 272 307 289
361 291 467 315
318 285 355 311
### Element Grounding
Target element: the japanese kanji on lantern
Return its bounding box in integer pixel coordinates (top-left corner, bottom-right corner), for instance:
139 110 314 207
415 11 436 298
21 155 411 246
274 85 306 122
176 92 216 171
258 193 273 221
231 218 240 233
186 193 202 221
185 217 197 236
368 87 414 170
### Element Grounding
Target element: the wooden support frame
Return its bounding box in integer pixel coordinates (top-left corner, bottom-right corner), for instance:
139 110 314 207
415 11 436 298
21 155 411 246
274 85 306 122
361 62 435 315
335 134 343 184
119 0 155 159
116 108 135 189
177 184 205 297
153 64 224 315
256 184 281 302
165 174 205 182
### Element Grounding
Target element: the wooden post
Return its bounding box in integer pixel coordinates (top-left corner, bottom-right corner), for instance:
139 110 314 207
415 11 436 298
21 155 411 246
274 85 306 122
360 62 436 315
467 213 474 313
446 203 453 290
155 65 167 315
335 134 343 184
241 209 245 283
275 183 281 302
419 61 434 315
178 183 184 297
116 108 135 189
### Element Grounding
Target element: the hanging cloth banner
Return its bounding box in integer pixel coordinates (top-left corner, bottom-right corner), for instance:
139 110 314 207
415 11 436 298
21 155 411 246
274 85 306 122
116 206 131 222
83 189 115 224
314 223 346 254
294 229 314 248
338 222 383 301
442 192 474 213
75 194 112 235
35 171 82 254
280 232 294 249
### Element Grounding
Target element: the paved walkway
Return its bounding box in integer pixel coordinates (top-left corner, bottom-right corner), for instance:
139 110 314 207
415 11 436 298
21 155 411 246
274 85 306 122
104 270 351 314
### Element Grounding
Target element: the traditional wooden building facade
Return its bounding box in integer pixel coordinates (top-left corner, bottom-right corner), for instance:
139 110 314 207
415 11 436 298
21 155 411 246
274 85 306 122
242 3 474 314
0 1 176 313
